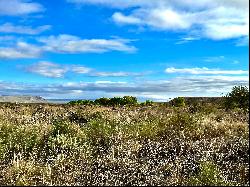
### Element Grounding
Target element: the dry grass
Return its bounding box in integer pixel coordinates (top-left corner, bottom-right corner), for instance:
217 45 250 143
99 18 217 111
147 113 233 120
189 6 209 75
0 103 248 186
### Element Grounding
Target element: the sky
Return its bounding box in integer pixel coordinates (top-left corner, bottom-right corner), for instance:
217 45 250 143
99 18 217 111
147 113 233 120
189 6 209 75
0 0 249 101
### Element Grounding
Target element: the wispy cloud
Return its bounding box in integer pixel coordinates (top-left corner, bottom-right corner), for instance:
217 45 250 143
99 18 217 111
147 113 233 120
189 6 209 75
38 35 137 54
89 71 147 77
0 0 44 16
165 67 249 75
236 36 249 46
175 36 201 45
203 56 225 62
1 75 248 100
24 62 146 78
0 34 137 59
25 61 69 78
0 42 42 59
69 0 249 41
0 23 51 35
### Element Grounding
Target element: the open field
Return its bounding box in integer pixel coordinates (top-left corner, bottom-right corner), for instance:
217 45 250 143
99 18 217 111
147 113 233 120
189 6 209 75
0 102 248 186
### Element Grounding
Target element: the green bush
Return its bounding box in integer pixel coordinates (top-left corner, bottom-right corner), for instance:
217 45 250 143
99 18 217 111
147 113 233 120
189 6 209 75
122 96 138 105
224 86 249 111
69 96 138 106
170 97 186 107
188 161 230 186
140 100 154 106
68 100 94 105
94 97 111 106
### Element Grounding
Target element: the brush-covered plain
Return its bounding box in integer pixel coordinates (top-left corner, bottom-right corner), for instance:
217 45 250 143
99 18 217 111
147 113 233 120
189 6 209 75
0 97 248 185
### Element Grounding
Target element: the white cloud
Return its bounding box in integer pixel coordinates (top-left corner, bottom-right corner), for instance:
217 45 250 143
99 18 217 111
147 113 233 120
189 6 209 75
71 66 92 74
67 0 158 9
26 61 68 78
0 23 51 34
112 12 142 25
0 42 42 59
1 75 248 100
0 0 44 16
0 34 137 59
89 71 147 77
165 67 249 75
38 34 137 53
24 62 145 78
175 36 200 44
204 56 225 62
69 0 249 40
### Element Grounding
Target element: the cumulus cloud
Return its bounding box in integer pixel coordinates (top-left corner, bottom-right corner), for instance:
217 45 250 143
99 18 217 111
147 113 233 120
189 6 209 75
0 23 51 35
0 0 44 16
69 0 249 41
165 67 249 75
0 75 248 100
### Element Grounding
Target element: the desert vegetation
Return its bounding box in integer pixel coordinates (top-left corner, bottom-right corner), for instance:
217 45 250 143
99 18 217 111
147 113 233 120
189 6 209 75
0 86 248 186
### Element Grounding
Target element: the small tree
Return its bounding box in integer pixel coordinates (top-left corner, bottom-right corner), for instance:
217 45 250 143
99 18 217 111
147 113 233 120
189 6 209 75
122 96 138 105
171 97 186 107
94 97 110 106
224 85 249 110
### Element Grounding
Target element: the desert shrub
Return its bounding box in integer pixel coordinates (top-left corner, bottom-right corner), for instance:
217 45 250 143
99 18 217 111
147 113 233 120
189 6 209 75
170 97 186 107
109 97 123 106
122 96 138 105
169 112 198 131
68 112 88 124
140 100 154 106
94 97 110 106
1 158 49 186
51 120 78 137
68 100 94 105
188 161 230 186
84 119 116 157
0 123 44 162
69 96 138 106
224 86 249 111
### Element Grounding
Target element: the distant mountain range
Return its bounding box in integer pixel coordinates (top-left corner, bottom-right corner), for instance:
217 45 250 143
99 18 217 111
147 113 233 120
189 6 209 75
0 96 47 103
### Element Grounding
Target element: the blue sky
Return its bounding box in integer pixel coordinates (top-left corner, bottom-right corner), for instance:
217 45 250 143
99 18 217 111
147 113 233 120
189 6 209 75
0 0 249 101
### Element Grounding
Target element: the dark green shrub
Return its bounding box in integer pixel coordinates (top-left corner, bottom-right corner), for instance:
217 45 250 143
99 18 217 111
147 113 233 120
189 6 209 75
224 86 249 111
68 96 138 106
140 100 154 106
51 120 76 137
94 97 110 106
109 97 123 106
68 100 94 105
122 96 138 105
170 97 186 107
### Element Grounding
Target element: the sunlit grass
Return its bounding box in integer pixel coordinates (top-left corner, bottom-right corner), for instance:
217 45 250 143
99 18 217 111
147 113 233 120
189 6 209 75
0 103 248 185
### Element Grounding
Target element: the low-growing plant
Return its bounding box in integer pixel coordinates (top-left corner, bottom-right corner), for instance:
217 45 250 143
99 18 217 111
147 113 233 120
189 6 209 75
188 161 230 186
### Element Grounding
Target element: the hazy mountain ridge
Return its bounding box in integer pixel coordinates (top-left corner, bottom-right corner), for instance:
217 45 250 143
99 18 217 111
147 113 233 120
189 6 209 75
0 96 47 103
